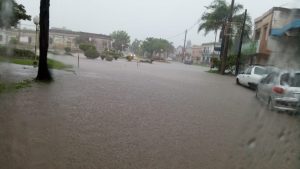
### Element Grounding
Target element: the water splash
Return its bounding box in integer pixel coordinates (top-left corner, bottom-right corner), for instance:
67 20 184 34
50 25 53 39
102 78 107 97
267 7 300 70
0 0 13 28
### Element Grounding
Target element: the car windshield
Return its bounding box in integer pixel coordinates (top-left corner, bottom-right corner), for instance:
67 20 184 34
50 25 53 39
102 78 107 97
280 73 300 87
294 73 300 87
254 67 267 75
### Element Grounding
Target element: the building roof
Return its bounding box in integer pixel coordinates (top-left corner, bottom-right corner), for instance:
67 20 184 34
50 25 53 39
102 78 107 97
255 7 300 23
50 28 111 40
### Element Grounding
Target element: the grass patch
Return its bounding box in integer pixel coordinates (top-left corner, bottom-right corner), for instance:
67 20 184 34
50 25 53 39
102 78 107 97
10 57 34 66
48 58 72 70
0 56 72 70
0 79 33 93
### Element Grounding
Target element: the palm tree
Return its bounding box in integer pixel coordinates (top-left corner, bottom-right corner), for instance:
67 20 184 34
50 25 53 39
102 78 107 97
198 0 252 72
198 0 249 34
36 0 52 81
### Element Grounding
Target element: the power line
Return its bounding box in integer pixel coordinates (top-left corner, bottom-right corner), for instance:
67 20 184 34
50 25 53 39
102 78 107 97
166 31 186 40
166 19 201 41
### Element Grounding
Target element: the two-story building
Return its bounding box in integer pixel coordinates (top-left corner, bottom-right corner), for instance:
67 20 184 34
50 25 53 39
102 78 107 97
201 42 221 64
254 7 300 67
191 45 203 64
0 27 112 53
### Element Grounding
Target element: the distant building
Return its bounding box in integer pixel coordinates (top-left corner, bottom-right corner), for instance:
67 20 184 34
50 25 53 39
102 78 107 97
191 45 203 64
200 42 221 64
175 46 184 61
253 7 300 66
0 27 112 53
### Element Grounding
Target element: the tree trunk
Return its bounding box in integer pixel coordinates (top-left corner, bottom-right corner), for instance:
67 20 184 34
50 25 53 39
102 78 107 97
220 0 235 75
36 0 52 81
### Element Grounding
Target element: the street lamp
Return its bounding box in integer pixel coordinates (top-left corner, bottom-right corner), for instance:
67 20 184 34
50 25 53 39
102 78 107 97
33 16 39 62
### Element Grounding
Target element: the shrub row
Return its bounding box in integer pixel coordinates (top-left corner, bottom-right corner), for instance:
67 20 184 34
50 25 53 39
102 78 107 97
0 46 36 59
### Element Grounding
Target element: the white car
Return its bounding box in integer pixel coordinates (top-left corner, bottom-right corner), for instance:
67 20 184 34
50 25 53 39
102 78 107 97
236 66 267 89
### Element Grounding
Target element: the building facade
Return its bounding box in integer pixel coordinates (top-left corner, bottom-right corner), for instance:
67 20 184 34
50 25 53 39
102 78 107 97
0 27 112 53
191 45 202 64
254 7 300 67
200 42 221 64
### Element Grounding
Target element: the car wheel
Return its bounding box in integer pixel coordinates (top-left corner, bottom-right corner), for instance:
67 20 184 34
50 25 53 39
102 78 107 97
236 78 240 85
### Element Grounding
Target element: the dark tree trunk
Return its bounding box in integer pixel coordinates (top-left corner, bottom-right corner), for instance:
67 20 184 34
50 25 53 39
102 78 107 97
36 0 52 81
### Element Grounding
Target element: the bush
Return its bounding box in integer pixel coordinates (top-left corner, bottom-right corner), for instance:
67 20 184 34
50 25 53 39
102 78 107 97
84 48 100 59
100 54 106 60
14 48 36 58
0 46 36 59
79 43 96 52
105 56 113 61
211 57 220 69
65 47 71 53
126 55 133 61
9 38 18 45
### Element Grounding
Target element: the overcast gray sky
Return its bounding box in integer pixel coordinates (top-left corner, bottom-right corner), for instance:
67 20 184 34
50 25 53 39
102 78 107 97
16 0 298 46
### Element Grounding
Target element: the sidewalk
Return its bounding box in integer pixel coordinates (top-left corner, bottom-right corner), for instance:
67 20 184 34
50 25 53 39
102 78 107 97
0 63 37 83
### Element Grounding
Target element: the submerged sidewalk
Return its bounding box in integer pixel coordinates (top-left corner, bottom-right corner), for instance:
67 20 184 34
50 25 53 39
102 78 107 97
0 63 37 83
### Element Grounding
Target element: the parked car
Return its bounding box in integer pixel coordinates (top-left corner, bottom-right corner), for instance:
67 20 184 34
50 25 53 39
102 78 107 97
236 65 268 89
184 58 193 65
256 70 300 113
140 59 153 64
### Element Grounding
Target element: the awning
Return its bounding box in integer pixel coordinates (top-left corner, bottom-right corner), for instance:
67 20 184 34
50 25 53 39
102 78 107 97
271 19 300 36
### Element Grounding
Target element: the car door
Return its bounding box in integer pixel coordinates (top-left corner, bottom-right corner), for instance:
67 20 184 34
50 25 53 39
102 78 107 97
238 68 248 85
260 73 276 102
251 67 267 85
243 67 253 86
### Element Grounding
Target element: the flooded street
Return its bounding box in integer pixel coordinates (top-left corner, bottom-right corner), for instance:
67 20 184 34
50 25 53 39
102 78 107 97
1 56 300 169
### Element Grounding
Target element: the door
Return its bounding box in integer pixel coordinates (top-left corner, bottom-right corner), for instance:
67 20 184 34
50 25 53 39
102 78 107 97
243 67 253 86
260 73 276 102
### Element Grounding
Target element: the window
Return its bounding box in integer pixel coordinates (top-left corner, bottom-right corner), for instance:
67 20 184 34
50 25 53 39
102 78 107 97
0 35 3 41
246 67 252 74
281 73 300 87
254 67 267 75
262 73 276 84
293 73 300 87
280 73 290 86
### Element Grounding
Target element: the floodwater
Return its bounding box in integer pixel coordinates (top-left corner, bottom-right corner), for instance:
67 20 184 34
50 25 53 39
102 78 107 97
0 55 299 169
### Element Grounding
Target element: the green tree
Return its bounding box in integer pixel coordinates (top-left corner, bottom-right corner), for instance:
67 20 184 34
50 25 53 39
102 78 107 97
64 47 71 53
198 0 252 38
110 30 130 51
141 38 174 59
78 43 99 59
36 0 52 81
0 0 31 28
198 0 252 74
130 39 143 56
84 48 99 59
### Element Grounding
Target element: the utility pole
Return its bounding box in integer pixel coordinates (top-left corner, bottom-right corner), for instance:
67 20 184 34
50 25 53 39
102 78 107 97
235 9 247 76
220 0 235 75
182 30 187 62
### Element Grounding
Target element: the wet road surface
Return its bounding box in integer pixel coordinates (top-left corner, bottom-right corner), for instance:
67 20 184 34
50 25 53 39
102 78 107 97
0 55 300 169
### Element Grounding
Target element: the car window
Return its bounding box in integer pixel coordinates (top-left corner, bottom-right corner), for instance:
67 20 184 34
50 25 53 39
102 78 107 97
280 73 290 86
293 73 300 87
262 73 276 84
280 73 300 87
254 67 266 75
246 67 252 74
